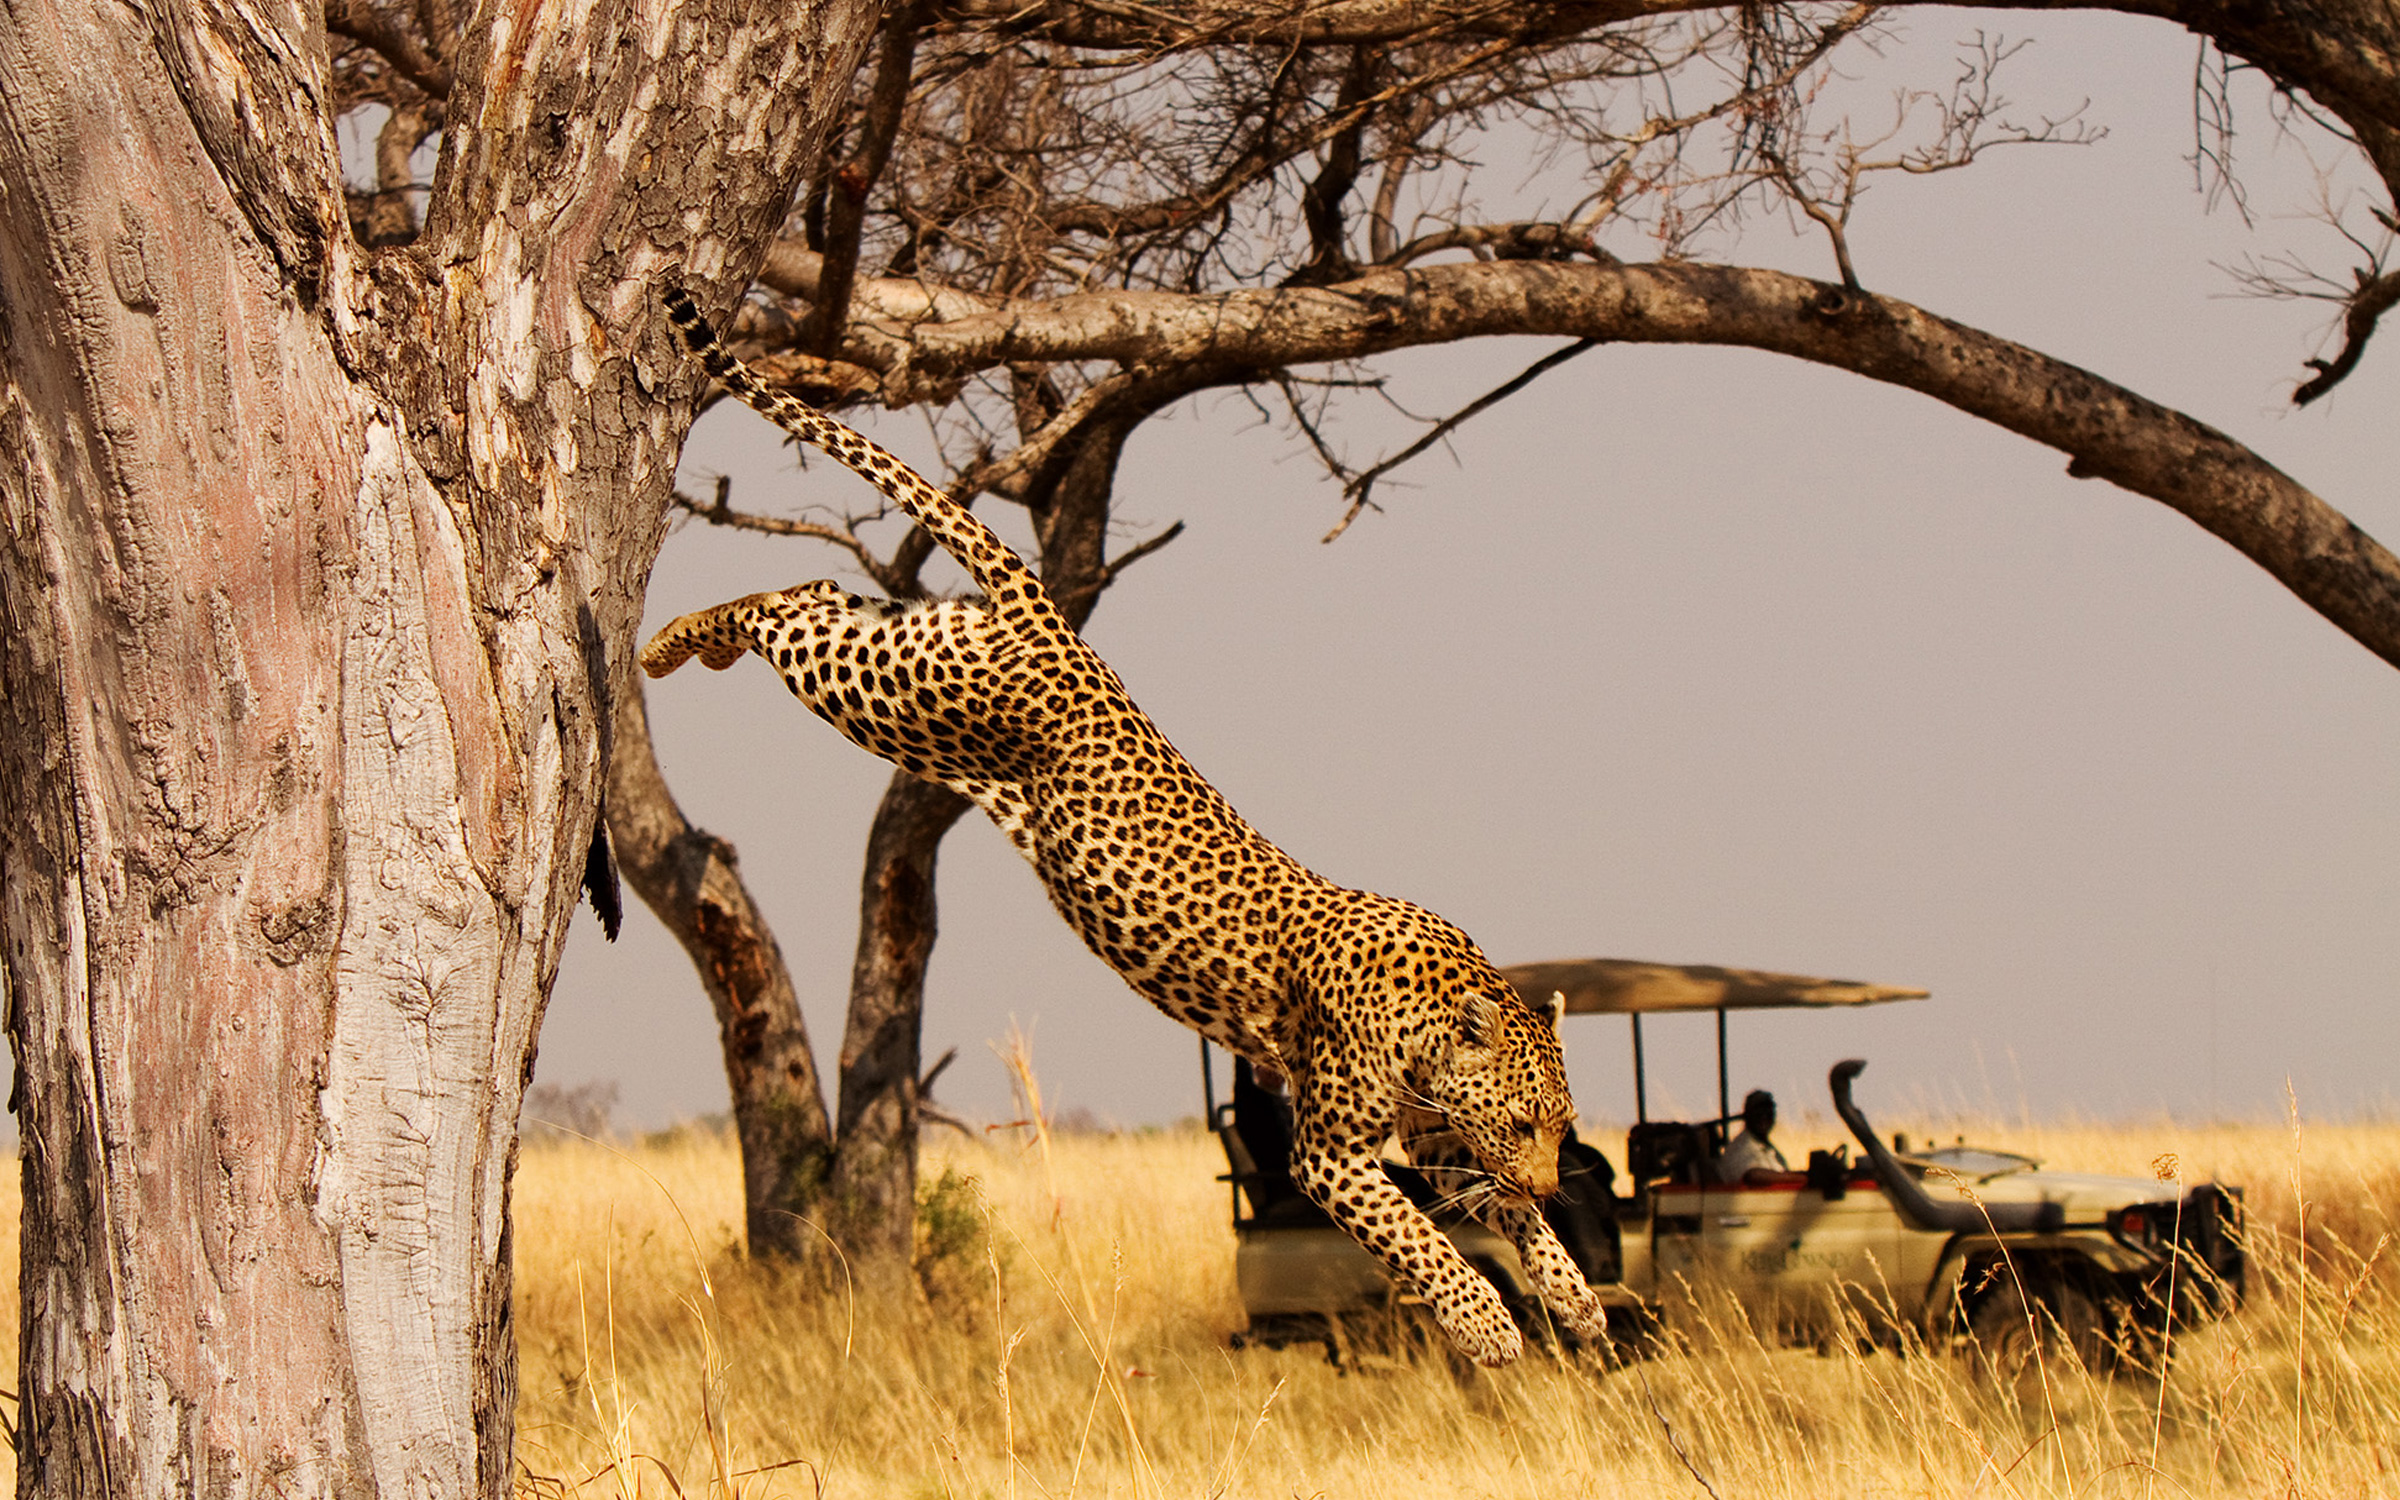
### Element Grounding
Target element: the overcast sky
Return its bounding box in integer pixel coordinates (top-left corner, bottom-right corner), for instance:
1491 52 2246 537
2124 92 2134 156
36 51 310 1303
538 9 2398 1139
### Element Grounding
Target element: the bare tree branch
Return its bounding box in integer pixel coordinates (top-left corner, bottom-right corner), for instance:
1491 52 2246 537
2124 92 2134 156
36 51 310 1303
2295 262 2400 404
873 257 2400 669
326 0 453 98
813 3 930 352
911 0 2400 211
669 474 932 596
1323 336 1600 540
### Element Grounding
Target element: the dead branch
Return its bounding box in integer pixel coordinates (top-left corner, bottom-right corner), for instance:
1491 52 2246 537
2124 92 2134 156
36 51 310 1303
670 476 931 598
861 257 2400 670
2295 263 2400 404
814 5 932 353
325 0 452 99
1323 336 1600 541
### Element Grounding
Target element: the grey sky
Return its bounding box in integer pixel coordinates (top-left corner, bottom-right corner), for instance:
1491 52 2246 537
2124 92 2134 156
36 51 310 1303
539 11 2398 1136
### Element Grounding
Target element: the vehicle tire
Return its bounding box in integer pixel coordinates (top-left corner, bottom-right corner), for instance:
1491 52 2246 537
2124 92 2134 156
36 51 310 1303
1966 1272 2109 1403
2114 1315 2176 1381
1586 1304 1660 1370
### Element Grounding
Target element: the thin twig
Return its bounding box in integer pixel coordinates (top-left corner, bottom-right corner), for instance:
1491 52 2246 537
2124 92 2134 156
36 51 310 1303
1051 520 1186 614
1761 146 1862 289
670 475 921 596
1634 1365 1722 1500
1322 338 1600 542
947 364 1151 502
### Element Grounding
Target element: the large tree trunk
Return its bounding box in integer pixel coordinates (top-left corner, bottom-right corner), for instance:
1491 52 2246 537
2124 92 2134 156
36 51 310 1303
0 0 881 1491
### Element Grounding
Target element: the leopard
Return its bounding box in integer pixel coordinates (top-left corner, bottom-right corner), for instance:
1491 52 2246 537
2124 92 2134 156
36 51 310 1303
642 286 1605 1365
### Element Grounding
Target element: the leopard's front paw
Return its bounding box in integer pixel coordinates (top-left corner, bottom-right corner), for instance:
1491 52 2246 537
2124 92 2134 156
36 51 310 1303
1549 1282 1609 1341
1432 1281 1524 1367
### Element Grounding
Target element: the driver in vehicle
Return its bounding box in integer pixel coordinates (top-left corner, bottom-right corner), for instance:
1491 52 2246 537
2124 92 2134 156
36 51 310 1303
1716 1089 1804 1186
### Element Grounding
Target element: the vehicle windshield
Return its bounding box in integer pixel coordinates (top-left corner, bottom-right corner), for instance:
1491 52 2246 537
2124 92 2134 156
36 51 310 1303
1910 1144 2040 1178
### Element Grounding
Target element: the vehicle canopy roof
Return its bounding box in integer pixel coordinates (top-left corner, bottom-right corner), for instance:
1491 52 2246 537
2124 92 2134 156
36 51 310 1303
1497 958 1928 1017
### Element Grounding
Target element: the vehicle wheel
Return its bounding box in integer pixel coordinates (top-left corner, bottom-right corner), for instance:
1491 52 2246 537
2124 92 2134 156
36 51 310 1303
1966 1273 2109 1402
1492 1280 1575 1360
2114 1316 2176 1380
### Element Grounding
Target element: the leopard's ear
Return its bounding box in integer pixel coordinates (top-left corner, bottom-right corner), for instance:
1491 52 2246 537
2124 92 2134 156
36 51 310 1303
1541 990 1566 1030
1459 991 1504 1050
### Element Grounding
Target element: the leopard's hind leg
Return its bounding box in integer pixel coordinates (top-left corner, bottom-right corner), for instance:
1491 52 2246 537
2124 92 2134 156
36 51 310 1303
641 590 800 676
641 583 1043 789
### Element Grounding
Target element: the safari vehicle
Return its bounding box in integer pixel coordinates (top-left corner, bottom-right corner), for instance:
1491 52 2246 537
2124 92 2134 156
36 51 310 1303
1206 959 2244 1368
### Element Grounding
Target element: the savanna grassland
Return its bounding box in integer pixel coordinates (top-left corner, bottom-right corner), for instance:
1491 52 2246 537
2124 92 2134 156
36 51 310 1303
0 1113 2393 1497
496 1111 2400 1500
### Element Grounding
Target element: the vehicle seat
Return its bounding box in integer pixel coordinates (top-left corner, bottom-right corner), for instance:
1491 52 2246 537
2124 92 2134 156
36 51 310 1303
1626 1120 1713 1187
1223 1060 1324 1225
1544 1130 1623 1283
1221 1060 1460 1226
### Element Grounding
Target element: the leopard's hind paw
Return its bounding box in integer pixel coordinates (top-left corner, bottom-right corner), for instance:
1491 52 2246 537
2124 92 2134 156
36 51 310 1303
640 603 755 678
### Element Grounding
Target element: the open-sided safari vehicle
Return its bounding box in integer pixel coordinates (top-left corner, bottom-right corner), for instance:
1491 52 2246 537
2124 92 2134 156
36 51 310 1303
1206 959 2244 1368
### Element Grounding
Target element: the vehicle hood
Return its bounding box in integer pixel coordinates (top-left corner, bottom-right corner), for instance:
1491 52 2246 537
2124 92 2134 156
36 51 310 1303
1921 1166 2182 1220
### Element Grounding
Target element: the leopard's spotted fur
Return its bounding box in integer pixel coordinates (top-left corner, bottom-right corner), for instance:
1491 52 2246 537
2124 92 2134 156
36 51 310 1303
643 288 1603 1364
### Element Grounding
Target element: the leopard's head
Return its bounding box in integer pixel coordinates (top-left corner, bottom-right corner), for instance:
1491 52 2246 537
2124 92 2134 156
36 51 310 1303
1432 986 1577 1202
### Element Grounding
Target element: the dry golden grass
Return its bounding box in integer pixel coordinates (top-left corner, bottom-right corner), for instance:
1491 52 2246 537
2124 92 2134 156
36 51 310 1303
0 1109 2388 1496
510 1110 2400 1500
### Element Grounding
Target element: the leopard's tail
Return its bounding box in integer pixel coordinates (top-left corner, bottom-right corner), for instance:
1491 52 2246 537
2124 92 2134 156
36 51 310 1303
639 593 777 678
662 287 1064 637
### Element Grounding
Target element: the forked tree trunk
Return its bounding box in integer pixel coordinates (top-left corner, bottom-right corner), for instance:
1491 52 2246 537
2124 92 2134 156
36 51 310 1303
814 408 1155 1261
613 395 1164 1273
607 681 837 1262
0 0 879 1491
822 775 972 1264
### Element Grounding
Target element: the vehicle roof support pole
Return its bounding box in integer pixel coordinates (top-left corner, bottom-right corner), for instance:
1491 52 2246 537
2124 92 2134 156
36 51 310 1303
1716 1007 1730 1123
1631 1014 1648 1124
1201 1037 1216 1120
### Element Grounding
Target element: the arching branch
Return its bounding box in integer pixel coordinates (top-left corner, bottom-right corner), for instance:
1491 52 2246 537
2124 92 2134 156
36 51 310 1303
869 258 2400 669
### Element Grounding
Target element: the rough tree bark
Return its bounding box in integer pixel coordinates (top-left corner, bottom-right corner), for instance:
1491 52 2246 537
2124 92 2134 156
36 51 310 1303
0 0 881 1491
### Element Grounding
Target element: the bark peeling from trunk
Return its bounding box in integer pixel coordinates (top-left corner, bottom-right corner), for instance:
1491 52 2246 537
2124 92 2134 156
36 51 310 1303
0 0 882 1487
313 421 515 1500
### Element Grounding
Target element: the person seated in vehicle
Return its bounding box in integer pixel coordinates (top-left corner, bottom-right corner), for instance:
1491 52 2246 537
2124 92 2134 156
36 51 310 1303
1714 1089 1805 1186
1228 1058 1442 1219
1229 1059 1303 1211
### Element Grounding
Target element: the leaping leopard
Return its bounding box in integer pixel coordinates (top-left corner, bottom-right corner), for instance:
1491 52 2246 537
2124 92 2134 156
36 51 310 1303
642 286 1604 1365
